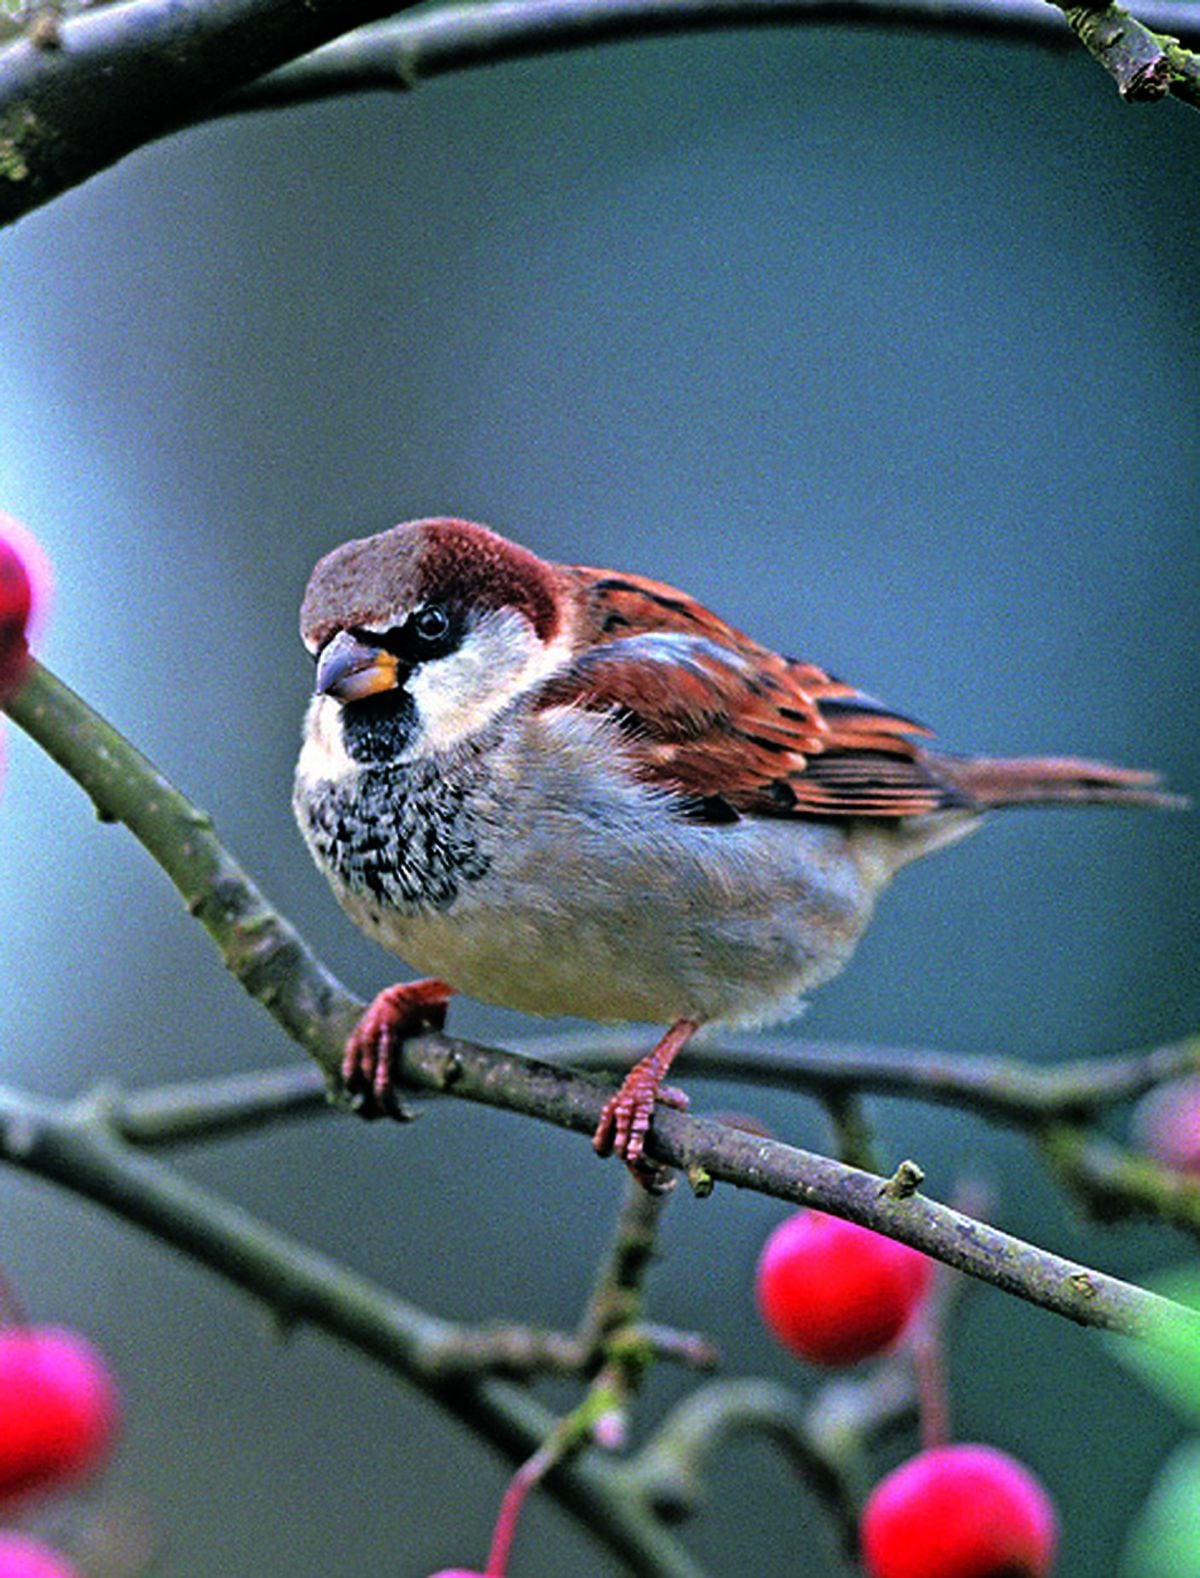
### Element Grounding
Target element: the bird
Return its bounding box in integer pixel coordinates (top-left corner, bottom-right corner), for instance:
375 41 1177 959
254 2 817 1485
293 516 1181 1184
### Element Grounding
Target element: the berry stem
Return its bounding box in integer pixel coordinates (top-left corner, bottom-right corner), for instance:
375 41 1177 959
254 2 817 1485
484 1442 556 1577
0 1266 29 1326
482 1375 629 1574
907 1310 950 1451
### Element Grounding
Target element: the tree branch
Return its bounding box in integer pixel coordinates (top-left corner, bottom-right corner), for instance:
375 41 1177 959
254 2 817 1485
371 1027 1200 1338
5 661 358 1075
3 0 1200 235
541 1030 1200 1123
6 658 1198 1340
1058 1 1172 100
88 1027 1200 1154
0 0 427 228
0 1080 709 1578
224 0 1200 115
110 1064 330 1148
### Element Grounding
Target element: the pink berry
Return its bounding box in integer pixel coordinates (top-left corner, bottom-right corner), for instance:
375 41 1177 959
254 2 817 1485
755 1211 932 1366
861 1444 1058 1578
0 1533 82 1578
426 1571 487 1576
1135 1077 1200 1174
0 1327 120 1503
0 521 49 700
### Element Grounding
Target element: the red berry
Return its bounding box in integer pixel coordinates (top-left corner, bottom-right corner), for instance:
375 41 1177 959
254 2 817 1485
0 1533 82 1578
1135 1077 1200 1174
0 1328 120 1503
755 1211 932 1366
861 1444 1057 1578
0 521 50 699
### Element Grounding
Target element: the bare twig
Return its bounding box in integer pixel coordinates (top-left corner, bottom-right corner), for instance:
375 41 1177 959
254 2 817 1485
1059 1 1172 99
3 0 1200 235
535 1030 1200 1123
631 1378 871 1560
0 1080 709 1578
1041 1123 1200 1238
226 0 1200 114
111 1064 330 1147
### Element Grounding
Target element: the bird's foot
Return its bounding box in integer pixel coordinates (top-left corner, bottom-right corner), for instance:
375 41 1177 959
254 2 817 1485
341 978 453 1118
593 1019 699 1189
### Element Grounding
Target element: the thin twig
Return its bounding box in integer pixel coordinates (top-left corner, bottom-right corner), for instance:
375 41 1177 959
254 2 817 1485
1041 1123 1200 1238
529 1030 1200 1123
631 1378 868 1561
111 1064 330 1147
225 0 1200 115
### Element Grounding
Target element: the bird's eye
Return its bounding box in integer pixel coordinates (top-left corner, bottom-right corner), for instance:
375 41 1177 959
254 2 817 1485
410 604 452 651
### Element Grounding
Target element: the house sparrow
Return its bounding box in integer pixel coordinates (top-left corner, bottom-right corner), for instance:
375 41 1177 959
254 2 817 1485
294 517 1180 1182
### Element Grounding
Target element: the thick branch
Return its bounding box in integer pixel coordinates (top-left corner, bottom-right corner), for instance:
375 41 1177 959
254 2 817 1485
0 0 425 228
6 658 1197 1339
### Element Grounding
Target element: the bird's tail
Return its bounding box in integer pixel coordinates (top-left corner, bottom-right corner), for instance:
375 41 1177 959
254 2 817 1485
932 754 1187 811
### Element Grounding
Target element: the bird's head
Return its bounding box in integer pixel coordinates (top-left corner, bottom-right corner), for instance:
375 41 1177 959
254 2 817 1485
299 517 571 768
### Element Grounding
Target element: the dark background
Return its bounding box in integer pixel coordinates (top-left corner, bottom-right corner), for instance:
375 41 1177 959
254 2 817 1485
1 22 1198 1576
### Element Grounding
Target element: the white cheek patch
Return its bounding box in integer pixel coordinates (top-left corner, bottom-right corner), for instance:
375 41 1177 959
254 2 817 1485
296 693 360 786
408 609 571 751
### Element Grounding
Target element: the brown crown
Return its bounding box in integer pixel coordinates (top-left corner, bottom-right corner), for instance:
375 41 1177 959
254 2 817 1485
299 517 562 649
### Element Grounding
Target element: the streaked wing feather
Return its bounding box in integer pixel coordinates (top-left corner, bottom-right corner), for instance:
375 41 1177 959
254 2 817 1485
540 567 957 819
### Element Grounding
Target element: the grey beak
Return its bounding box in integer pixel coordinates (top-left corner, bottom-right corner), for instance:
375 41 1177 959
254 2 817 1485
315 630 400 702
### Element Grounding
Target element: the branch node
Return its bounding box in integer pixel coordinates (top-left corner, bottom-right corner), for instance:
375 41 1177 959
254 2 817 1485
1062 2 1173 101
433 1041 465 1089
28 10 63 51
880 1158 925 1199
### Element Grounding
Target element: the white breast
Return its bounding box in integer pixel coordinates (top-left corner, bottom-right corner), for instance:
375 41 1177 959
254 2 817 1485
335 706 895 1029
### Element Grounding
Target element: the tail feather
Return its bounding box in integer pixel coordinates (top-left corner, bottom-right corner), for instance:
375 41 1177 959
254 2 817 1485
932 754 1188 811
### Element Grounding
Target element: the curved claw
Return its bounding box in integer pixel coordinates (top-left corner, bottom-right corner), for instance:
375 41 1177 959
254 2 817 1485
592 1019 700 1185
341 978 453 1119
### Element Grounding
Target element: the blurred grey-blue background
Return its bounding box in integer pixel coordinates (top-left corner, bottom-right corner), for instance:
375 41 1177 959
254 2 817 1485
1 20 1198 1576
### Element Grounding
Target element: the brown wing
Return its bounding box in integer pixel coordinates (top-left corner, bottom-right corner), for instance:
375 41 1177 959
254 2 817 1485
538 566 964 821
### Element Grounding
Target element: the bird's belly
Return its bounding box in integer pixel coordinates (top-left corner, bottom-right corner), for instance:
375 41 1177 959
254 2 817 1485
296 718 893 1028
346 808 880 1028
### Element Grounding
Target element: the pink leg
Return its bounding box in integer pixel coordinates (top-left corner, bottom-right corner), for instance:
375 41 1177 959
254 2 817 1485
593 1018 700 1183
341 978 453 1117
